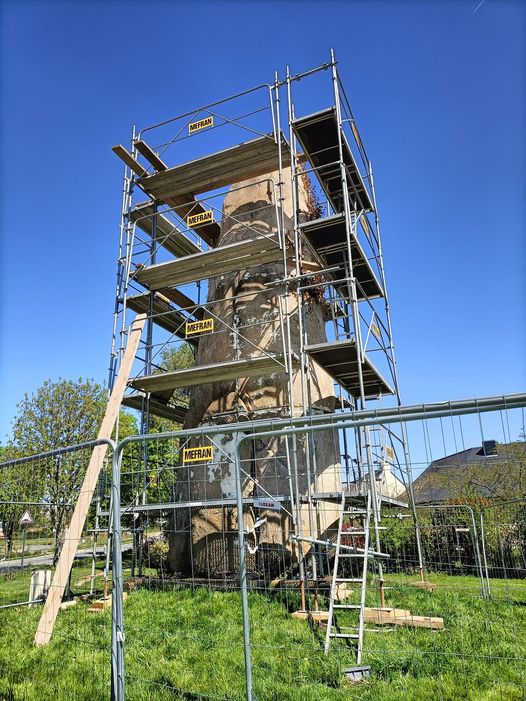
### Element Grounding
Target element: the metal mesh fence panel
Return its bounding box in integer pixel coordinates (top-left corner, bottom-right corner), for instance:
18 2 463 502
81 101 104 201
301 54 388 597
1 400 525 700
0 443 114 700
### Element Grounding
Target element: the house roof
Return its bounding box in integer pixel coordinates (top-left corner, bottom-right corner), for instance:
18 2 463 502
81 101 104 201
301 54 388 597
424 445 498 470
412 441 503 504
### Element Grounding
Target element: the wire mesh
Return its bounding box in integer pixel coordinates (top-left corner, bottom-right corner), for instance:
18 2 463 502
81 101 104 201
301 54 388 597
110 402 526 701
0 404 524 699
0 443 113 700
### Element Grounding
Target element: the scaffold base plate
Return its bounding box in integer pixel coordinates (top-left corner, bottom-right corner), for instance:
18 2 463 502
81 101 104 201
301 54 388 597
343 666 370 682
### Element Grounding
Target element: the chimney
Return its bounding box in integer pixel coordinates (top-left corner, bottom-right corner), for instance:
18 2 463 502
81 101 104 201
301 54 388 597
482 440 497 456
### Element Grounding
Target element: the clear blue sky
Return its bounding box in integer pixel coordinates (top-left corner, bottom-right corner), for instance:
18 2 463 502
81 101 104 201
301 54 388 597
0 0 525 442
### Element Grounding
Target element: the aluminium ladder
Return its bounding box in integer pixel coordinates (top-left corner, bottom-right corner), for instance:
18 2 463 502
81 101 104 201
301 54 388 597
323 489 373 664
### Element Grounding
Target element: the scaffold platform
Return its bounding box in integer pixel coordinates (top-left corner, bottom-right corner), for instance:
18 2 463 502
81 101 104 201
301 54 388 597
309 490 408 509
130 202 200 258
113 143 221 245
292 107 373 213
134 233 284 289
306 339 394 398
138 134 291 201
300 213 384 300
129 353 297 393
103 490 406 516
122 392 188 424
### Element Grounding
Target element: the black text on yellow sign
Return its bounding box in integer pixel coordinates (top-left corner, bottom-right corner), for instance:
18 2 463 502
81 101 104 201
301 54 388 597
186 318 214 337
187 210 214 228
189 116 214 134
183 445 214 464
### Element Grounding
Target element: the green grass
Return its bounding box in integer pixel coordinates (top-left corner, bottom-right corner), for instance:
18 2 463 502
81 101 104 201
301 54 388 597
0 572 525 700
0 560 110 607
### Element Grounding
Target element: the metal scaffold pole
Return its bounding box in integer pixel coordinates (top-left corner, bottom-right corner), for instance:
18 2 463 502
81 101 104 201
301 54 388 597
330 49 385 605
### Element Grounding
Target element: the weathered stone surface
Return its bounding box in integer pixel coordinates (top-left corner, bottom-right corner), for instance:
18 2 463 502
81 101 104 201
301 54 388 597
168 167 341 576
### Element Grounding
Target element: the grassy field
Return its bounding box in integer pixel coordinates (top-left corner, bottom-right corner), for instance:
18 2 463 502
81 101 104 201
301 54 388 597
0 569 524 700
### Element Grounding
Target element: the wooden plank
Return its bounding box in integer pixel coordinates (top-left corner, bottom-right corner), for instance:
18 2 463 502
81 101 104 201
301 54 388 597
129 353 296 393
364 607 411 625
299 260 322 273
134 140 167 171
163 194 220 247
403 615 444 630
126 293 198 345
291 610 330 622
130 203 200 258
138 135 290 201
136 249 283 289
112 144 148 177
88 592 128 613
300 213 384 300
409 580 437 592
364 607 444 630
122 393 188 424
135 234 283 290
159 288 204 320
132 138 288 248
34 314 146 646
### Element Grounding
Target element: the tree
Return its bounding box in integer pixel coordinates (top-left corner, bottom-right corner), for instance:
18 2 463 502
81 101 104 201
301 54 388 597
6 378 138 563
157 343 196 411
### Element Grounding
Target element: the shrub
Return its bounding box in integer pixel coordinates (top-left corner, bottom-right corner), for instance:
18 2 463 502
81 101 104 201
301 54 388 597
142 536 169 575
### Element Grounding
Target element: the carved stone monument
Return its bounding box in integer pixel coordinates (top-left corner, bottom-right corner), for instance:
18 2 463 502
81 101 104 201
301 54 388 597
168 167 341 577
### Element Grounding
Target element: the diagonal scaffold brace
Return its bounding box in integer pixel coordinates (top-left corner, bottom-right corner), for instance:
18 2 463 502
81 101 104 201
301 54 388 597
34 314 146 646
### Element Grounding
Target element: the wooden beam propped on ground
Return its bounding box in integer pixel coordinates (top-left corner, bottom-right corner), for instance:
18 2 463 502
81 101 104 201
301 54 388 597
34 314 146 646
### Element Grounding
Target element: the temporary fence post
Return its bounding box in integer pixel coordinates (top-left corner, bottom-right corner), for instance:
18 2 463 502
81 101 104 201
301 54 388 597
234 435 254 701
479 510 491 599
111 446 125 701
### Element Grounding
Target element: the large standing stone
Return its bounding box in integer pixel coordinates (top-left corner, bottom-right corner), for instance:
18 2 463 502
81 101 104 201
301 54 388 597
168 167 341 577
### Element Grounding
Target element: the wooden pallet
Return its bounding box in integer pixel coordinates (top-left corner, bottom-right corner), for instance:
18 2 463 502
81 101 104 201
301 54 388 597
364 607 444 630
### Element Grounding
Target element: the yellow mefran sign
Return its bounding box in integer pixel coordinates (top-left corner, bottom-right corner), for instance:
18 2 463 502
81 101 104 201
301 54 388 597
183 446 214 464
188 116 213 134
187 210 214 228
185 318 214 337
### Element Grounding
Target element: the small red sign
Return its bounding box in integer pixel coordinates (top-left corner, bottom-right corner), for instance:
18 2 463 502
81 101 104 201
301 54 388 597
19 510 34 526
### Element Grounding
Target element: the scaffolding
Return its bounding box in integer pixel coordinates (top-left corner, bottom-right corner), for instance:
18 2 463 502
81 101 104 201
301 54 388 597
109 49 425 670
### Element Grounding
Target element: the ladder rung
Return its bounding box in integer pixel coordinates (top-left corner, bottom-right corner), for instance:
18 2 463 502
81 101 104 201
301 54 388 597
329 633 360 639
338 553 365 558
335 578 363 583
